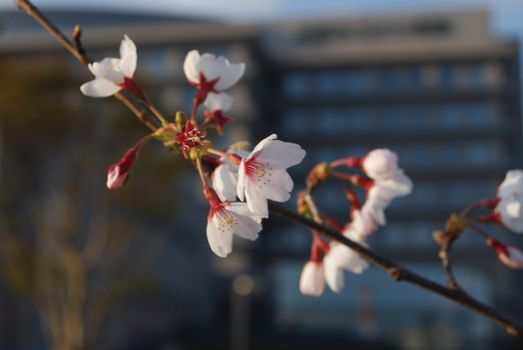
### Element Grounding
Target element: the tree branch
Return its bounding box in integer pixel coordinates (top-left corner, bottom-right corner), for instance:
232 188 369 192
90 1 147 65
15 0 160 132
269 203 523 337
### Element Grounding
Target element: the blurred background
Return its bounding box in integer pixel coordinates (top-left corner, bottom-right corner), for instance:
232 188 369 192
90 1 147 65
1 0 523 349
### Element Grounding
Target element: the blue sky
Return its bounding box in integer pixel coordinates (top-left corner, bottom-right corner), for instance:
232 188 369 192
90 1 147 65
2 0 523 39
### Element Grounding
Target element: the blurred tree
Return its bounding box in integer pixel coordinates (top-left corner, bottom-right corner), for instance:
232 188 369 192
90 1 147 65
0 55 186 349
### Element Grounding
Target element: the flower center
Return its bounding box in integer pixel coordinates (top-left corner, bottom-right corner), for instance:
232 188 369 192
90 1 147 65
214 208 238 233
244 158 273 189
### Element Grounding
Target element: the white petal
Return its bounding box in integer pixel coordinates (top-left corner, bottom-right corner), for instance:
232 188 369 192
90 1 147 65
299 262 325 297
376 170 413 197
206 216 233 258
244 179 269 218
263 169 293 202
248 134 278 160
204 92 234 112
199 53 225 81
214 61 245 90
120 35 136 60
183 50 201 84
227 202 262 224
351 210 377 238
227 203 262 240
213 164 238 202
237 159 247 202
256 140 306 170
80 79 121 98
97 57 125 83
498 169 523 199
88 62 103 77
497 195 523 233
119 35 137 77
324 255 344 293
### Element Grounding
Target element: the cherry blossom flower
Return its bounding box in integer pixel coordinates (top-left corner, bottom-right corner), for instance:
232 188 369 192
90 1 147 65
206 201 262 258
204 92 233 135
496 194 523 233
488 239 523 269
299 261 325 296
106 148 137 190
81 35 139 98
498 169 523 199
237 134 306 218
183 50 245 105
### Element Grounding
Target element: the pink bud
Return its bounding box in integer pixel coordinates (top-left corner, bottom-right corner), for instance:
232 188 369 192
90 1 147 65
107 164 129 189
106 148 137 190
488 239 523 269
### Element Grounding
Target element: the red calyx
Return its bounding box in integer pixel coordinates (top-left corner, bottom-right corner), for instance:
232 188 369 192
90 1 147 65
120 77 144 99
194 73 220 106
487 238 509 257
204 109 232 135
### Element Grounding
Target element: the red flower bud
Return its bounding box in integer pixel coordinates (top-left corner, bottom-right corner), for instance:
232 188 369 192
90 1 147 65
106 148 137 190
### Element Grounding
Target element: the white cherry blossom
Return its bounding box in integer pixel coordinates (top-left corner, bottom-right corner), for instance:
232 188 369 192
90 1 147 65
237 134 306 218
206 202 262 258
299 261 325 297
81 35 137 97
183 50 245 91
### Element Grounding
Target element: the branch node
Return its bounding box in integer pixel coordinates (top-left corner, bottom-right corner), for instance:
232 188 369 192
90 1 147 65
388 267 402 281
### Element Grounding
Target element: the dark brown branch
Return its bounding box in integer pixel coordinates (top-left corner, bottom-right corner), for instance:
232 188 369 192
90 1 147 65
15 0 159 132
269 203 523 337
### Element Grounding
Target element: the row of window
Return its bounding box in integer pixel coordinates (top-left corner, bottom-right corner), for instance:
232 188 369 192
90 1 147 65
310 179 497 214
283 63 505 98
282 102 501 136
296 141 505 171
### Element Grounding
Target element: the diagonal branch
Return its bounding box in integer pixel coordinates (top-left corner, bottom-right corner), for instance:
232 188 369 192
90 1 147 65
15 0 160 132
269 203 523 337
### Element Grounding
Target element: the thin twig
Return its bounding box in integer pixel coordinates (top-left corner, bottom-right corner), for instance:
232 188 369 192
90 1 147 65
15 0 159 132
269 203 523 337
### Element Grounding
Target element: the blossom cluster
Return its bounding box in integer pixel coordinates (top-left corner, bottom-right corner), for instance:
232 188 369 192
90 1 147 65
300 149 413 296
80 36 306 258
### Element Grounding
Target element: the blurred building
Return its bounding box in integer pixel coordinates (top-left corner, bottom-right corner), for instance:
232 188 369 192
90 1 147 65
1 8 522 350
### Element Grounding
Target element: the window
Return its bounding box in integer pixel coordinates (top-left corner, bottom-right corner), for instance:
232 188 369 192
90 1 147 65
283 72 310 98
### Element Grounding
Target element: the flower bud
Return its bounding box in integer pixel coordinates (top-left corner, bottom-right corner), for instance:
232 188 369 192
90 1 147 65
488 239 523 269
299 261 325 297
362 148 399 180
106 148 137 190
